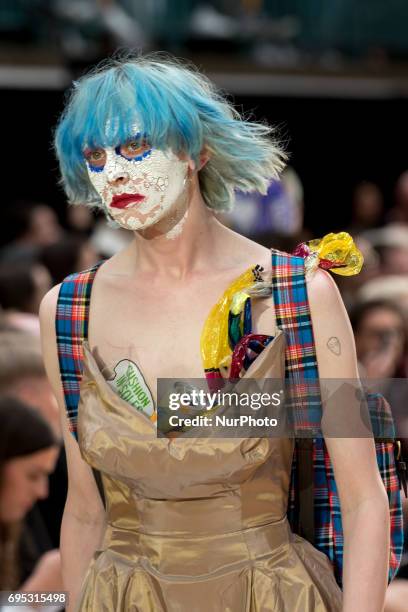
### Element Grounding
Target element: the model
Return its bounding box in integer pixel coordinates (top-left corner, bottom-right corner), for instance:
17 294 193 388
40 54 390 611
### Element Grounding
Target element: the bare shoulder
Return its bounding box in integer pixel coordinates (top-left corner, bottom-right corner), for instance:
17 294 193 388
306 267 359 390
306 268 359 378
39 282 61 316
306 267 344 312
227 231 273 270
39 284 63 402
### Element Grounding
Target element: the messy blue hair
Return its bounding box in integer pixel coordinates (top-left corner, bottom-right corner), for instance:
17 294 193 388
55 53 287 212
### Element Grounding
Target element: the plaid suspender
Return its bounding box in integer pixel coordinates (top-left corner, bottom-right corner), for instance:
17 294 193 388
271 248 404 586
55 262 104 440
270 249 343 580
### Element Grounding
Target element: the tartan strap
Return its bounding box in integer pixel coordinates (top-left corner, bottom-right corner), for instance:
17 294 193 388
270 247 404 587
55 261 104 439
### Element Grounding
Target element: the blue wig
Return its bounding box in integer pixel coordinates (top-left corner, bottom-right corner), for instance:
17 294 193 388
55 54 287 211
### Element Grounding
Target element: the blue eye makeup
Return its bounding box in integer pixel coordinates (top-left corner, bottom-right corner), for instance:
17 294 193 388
84 147 106 172
115 132 152 162
84 133 152 172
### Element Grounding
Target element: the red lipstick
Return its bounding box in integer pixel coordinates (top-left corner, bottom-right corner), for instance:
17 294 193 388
110 193 146 209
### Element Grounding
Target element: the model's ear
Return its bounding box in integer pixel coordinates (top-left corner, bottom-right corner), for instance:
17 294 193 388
197 146 210 170
181 147 210 172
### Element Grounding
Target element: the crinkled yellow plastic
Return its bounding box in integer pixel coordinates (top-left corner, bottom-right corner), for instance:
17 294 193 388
307 231 364 276
200 267 255 371
230 290 250 316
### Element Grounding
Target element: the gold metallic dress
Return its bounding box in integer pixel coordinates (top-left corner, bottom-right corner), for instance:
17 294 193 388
75 332 343 611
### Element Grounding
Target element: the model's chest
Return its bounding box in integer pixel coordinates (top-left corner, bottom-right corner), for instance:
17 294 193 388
87 274 277 390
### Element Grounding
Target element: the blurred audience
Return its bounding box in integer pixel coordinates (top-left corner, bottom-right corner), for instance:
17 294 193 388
225 167 304 239
66 203 96 236
41 235 99 285
0 330 67 549
1 201 63 263
0 330 60 437
0 396 61 592
0 262 51 315
361 223 408 276
350 299 408 379
90 216 133 258
349 181 384 235
356 276 408 317
223 166 311 251
0 261 51 336
389 170 408 225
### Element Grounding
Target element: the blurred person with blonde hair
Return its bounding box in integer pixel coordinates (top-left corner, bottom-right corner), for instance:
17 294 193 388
0 330 60 437
357 275 408 317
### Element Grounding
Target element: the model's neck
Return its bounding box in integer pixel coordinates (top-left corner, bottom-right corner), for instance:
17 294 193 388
125 178 229 280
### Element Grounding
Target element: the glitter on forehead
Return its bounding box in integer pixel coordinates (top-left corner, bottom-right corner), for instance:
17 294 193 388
82 109 145 152
104 117 120 140
103 118 144 145
72 78 144 154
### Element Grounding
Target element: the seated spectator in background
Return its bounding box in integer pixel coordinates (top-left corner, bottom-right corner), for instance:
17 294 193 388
0 330 67 549
0 396 61 592
349 180 384 235
0 201 63 263
41 234 99 285
361 223 408 275
350 297 408 439
0 261 51 335
66 203 96 236
379 225 408 276
0 330 60 436
389 170 408 225
357 275 408 317
350 299 408 379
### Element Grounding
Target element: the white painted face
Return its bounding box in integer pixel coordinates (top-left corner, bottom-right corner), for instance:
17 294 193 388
84 133 189 231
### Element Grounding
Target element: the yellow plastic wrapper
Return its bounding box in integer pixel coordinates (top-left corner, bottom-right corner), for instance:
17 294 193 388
230 290 250 316
306 231 364 276
200 267 256 372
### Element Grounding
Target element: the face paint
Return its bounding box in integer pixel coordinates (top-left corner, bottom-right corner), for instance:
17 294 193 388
85 134 189 231
165 207 189 241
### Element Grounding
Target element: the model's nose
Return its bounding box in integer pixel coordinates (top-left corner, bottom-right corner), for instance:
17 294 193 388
107 166 129 185
106 154 129 185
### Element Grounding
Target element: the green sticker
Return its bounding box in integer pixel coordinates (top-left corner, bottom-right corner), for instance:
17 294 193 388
107 359 155 417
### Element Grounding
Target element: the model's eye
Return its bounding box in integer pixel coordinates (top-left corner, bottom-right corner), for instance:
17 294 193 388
118 136 151 160
84 148 106 168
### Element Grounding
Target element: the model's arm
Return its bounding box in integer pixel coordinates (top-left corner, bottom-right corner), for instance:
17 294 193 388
39 286 106 612
307 269 390 612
